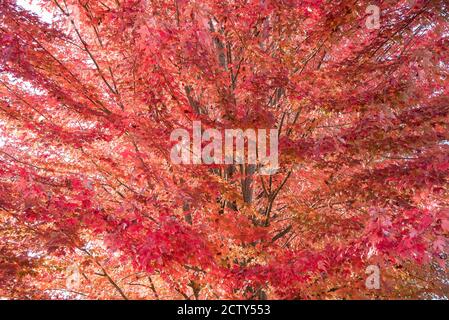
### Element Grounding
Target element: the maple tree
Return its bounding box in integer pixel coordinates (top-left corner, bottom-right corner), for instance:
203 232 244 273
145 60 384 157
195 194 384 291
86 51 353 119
0 0 448 299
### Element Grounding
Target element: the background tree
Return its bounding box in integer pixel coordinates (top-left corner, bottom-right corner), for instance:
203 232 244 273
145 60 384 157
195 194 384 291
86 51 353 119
0 0 448 299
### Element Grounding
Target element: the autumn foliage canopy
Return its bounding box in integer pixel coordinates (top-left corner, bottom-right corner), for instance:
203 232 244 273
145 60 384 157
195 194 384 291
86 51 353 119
0 0 448 299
